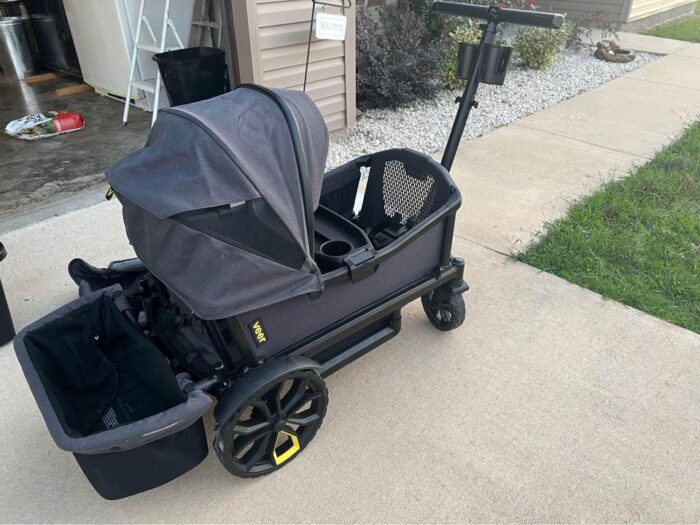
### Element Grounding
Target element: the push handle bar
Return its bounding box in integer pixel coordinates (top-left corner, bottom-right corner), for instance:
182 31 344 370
431 1 565 29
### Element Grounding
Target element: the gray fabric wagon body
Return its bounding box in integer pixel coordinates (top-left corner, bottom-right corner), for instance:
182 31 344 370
12 82 464 500
107 86 329 320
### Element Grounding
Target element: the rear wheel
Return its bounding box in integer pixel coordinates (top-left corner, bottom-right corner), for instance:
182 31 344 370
214 369 328 477
421 291 466 331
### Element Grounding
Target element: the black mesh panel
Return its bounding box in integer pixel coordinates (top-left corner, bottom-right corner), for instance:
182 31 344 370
359 150 451 232
381 160 438 226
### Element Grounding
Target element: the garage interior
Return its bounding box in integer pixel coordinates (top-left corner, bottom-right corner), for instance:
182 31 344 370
0 0 233 222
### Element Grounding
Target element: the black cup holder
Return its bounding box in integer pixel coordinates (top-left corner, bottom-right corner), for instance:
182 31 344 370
320 240 353 258
457 43 512 86
315 240 354 272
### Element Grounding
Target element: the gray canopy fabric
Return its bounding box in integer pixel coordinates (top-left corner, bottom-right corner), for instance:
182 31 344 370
107 85 329 320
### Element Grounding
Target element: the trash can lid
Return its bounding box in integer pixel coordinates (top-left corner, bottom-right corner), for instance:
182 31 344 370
153 46 224 64
0 16 25 26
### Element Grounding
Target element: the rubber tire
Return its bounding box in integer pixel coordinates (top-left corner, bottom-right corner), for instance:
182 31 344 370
421 292 466 331
214 368 328 478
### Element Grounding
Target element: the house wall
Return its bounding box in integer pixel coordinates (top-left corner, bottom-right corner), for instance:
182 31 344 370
539 0 695 26
537 0 627 21
229 0 355 131
626 0 696 22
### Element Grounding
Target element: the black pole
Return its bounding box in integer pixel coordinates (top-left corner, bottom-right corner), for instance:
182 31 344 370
440 7 499 172
303 0 351 92
303 0 316 92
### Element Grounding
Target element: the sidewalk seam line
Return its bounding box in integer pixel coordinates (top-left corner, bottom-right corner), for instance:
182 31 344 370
453 232 511 258
668 42 695 54
511 123 653 160
623 75 700 92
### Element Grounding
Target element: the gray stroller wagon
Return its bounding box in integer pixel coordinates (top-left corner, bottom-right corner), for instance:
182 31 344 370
14 1 563 500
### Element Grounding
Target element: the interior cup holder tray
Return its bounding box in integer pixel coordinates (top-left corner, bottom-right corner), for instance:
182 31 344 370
313 205 376 279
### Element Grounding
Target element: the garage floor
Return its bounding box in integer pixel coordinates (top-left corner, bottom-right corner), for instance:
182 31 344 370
0 73 150 220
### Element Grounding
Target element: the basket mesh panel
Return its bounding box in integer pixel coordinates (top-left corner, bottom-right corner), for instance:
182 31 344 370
381 160 437 226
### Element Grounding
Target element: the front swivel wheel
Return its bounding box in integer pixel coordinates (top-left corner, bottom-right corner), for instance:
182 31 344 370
421 291 466 331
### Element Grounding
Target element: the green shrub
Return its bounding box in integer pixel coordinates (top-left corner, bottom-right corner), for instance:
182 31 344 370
356 2 443 109
403 0 459 41
438 20 482 89
512 23 569 69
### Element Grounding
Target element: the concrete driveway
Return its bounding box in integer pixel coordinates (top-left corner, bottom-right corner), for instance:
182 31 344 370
0 37 699 523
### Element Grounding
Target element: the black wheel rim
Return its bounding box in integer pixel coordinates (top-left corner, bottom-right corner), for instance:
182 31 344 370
217 372 326 475
426 291 452 327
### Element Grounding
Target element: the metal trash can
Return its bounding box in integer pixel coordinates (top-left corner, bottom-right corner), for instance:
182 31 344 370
0 0 28 18
0 15 36 79
31 13 76 72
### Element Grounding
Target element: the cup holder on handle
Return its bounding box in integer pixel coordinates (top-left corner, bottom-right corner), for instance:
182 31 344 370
456 43 512 85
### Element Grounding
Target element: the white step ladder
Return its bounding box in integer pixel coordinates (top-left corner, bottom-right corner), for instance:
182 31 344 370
189 0 222 48
122 0 185 127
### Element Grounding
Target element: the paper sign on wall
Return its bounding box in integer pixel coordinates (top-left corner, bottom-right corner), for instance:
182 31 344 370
315 12 347 41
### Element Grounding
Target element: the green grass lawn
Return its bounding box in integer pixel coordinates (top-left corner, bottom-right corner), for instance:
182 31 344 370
644 1 700 42
517 121 700 334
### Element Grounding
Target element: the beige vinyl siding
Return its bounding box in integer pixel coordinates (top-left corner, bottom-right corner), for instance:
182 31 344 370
260 40 344 71
231 0 355 131
627 0 695 21
540 0 696 23
538 0 628 20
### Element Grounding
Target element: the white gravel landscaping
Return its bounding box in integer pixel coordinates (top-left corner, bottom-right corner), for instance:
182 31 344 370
327 48 658 168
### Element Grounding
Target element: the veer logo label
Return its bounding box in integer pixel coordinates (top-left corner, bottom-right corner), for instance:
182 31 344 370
249 318 268 346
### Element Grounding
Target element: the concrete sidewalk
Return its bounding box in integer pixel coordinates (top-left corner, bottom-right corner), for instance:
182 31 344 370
452 34 700 253
1 38 699 523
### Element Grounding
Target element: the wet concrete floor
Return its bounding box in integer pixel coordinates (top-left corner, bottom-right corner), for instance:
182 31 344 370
0 73 150 221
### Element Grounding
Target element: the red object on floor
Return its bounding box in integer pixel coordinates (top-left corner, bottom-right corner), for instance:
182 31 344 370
53 112 85 133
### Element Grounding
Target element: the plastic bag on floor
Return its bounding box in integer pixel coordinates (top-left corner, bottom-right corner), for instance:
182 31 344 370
4 111 85 140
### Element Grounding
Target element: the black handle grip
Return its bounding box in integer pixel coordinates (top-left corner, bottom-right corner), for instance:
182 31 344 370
431 1 565 29
499 7 565 28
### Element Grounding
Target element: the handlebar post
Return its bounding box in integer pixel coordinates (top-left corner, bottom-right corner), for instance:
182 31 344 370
440 7 498 171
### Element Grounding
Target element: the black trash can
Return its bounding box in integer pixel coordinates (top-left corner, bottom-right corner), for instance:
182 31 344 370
0 242 15 346
153 47 228 106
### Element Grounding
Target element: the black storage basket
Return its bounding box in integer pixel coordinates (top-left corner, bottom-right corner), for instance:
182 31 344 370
457 43 512 85
13 286 212 500
73 419 208 500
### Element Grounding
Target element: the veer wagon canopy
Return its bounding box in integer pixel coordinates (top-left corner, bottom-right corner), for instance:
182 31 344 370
107 85 329 320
